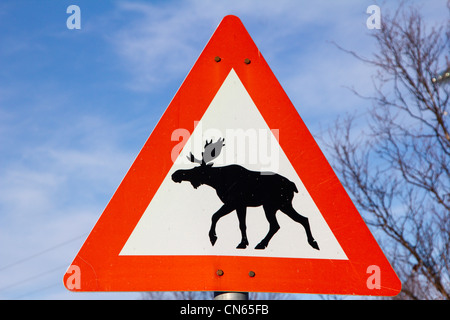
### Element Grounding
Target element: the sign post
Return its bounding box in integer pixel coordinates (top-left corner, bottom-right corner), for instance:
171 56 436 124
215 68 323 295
214 292 248 300
64 15 400 297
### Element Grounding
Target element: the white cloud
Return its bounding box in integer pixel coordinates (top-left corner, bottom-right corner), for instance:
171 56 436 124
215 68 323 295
0 149 132 298
106 0 378 128
107 0 367 91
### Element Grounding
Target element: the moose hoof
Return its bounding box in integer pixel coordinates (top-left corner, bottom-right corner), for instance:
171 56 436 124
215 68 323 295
209 234 217 246
255 242 267 250
309 239 320 250
236 240 249 249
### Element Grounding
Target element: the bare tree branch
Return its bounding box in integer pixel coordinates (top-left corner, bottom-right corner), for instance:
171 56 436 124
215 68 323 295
326 2 449 300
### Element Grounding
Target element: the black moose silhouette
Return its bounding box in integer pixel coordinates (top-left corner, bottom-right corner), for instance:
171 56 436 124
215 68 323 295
171 138 320 250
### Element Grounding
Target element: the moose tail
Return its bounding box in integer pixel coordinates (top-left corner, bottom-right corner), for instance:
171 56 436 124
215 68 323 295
289 180 298 193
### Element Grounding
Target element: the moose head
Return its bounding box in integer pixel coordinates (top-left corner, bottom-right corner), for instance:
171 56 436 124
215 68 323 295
171 138 225 189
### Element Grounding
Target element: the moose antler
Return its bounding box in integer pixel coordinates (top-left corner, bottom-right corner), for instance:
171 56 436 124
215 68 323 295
203 138 225 164
187 138 225 165
187 152 204 164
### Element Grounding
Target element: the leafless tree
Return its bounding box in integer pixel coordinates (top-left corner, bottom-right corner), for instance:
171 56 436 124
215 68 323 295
326 2 449 299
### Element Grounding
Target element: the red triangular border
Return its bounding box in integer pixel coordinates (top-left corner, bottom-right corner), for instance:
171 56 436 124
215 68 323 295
64 15 401 296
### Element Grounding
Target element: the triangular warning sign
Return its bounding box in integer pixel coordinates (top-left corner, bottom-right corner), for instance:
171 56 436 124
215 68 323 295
64 15 401 296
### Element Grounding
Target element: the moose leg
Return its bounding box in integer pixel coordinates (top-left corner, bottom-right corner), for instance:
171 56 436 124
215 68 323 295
236 206 249 249
280 204 319 250
255 205 280 249
209 204 234 246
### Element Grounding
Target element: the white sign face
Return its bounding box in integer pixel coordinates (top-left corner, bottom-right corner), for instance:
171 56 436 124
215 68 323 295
120 69 347 260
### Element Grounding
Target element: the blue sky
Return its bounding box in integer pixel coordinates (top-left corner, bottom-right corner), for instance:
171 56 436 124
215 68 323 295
0 0 447 299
